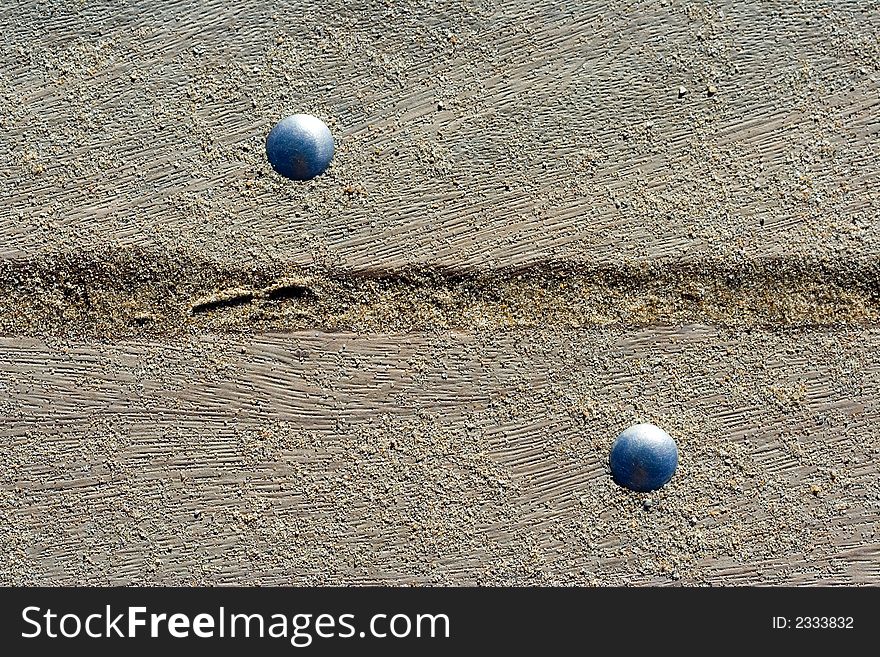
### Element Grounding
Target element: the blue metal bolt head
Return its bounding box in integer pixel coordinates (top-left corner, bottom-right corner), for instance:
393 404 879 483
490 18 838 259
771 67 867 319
609 423 679 492
266 114 334 181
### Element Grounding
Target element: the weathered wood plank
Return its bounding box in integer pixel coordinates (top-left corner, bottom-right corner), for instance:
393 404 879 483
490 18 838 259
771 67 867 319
0 0 878 588
1 327 877 585
0 0 877 268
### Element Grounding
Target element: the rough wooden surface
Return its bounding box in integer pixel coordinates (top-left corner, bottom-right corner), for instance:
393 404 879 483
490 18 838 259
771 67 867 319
0 1 878 586
0 0 877 268
1 327 877 585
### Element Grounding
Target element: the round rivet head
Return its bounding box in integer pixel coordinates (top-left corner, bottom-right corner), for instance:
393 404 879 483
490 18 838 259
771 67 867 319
266 114 334 181
609 423 678 492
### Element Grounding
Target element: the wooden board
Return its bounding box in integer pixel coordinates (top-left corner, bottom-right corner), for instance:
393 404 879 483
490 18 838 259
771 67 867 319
0 0 877 268
1 327 877 585
0 1 878 586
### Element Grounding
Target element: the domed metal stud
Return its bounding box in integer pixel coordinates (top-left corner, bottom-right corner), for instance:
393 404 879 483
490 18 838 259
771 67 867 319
266 114 334 181
609 423 679 492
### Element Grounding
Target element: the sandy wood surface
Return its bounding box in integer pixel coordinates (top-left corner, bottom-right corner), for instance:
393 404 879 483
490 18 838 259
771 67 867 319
1 327 877 585
0 1 878 585
0 0 876 268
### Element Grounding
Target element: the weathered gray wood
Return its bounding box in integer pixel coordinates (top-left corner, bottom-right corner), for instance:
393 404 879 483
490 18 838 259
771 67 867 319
1 327 877 585
0 1 878 587
0 0 877 268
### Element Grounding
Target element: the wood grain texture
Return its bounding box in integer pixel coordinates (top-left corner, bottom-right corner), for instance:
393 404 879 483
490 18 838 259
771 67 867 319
0 0 877 268
0 1 878 587
1 327 877 585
